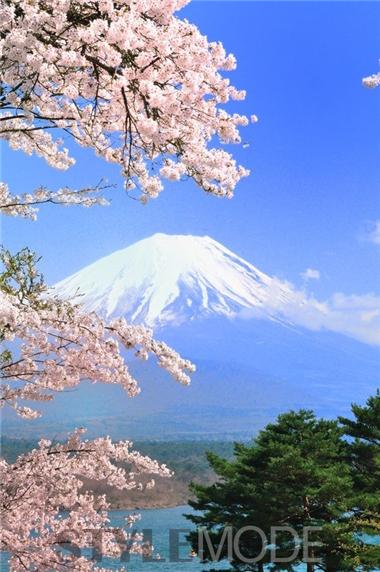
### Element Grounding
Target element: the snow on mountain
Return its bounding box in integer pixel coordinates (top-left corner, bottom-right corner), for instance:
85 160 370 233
9 234 377 440
55 233 300 327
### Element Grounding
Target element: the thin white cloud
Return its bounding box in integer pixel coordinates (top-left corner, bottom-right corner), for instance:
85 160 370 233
240 281 380 347
301 268 320 281
364 220 380 246
291 292 380 346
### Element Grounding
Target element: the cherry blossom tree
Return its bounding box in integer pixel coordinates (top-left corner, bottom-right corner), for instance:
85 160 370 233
0 0 251 568
0 247 194 419
1 429 171 571
0 246 194 570
0 0 252 205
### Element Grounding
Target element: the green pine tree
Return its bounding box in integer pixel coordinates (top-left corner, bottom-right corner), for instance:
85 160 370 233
187 409 375 571
339 391 380 569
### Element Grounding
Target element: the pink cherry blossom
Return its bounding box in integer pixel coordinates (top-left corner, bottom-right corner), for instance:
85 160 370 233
363 72 380 88
0 0 253 204
0 2 254 567
0 287 195 418
0 429 171 571
0 181 110 220
0 248 194 570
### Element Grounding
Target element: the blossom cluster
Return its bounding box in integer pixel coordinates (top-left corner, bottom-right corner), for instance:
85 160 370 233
362 72 380 89
0 0 252 202
0 247 194 569
0 181 110 220
0 428 171 571
0 288 195 418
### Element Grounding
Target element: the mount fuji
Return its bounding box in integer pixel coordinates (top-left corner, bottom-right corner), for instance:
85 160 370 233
4 234 378 440
55 233 303 328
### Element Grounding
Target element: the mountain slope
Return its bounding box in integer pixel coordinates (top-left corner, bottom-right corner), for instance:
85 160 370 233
55 233 299 327
5 233 376 440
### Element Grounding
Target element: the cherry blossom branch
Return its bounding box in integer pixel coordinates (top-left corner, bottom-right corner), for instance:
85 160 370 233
1 429 171 571
0 248 192 569
0 0 254 203
0 181 112 220
0 291 195 418
362 73 380 88
362 60 380 88
0 247 195 419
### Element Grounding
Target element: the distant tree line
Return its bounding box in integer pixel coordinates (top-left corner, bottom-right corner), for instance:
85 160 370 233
0 437 234 471
187 391 380 571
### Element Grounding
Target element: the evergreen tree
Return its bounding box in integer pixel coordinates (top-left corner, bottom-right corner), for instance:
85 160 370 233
187 409 375 571
339 391 380 569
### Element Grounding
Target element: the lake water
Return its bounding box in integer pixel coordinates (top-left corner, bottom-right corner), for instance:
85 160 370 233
1 506 379 571
95 505 227 571
0 506 223 572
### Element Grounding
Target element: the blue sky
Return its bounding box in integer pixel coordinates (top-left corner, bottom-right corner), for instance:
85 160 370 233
2 1 380 305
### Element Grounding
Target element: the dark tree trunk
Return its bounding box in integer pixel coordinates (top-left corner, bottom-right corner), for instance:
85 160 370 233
304 495 314 572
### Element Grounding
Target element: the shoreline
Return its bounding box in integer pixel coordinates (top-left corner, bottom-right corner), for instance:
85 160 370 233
110 503 189 512
110 500 185 511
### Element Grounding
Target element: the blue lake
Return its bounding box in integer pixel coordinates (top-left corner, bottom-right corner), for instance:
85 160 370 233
100 505 227 571
1 505 379 571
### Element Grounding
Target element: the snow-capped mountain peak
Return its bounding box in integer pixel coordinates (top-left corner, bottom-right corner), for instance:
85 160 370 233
55 233 296 326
